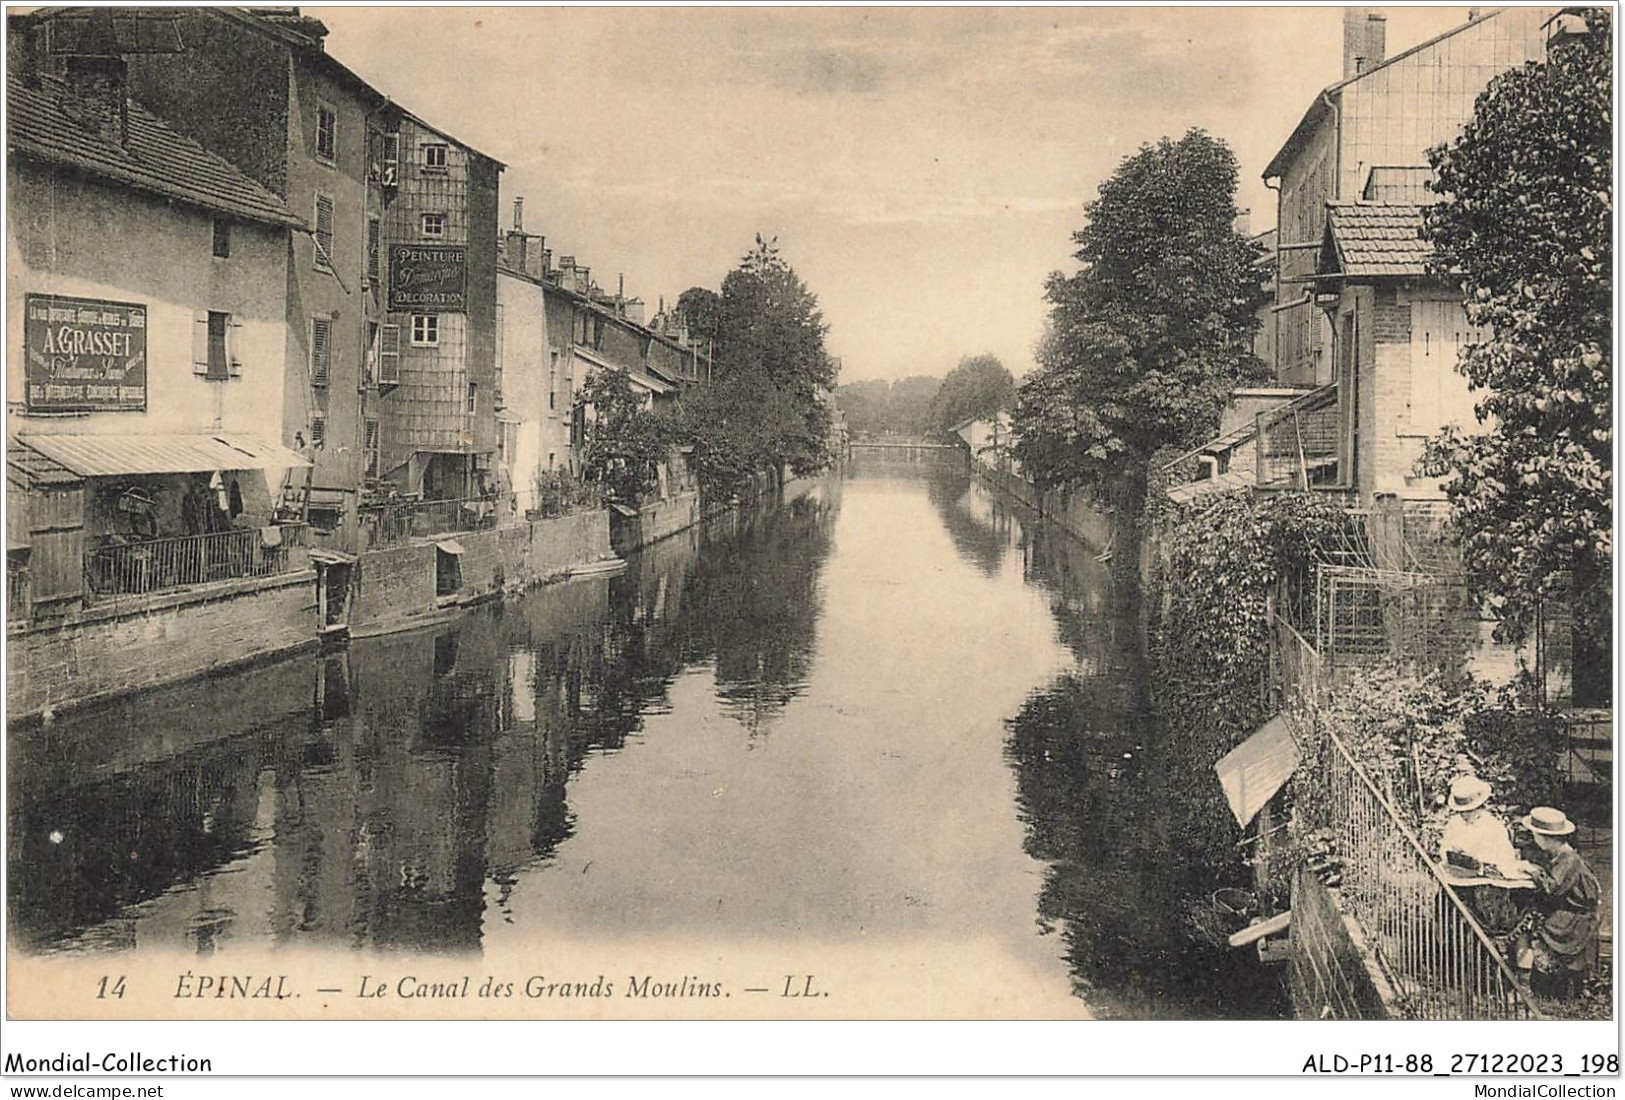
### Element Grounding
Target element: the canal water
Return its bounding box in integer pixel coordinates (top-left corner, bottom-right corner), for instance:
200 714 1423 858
7 464 1287 1019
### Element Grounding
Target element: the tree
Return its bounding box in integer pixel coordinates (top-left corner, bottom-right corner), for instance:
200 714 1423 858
1012 130 1267 500
927 354 1016 437
1420 11 1611 699
685 236 836 497
575 367 673 506
675 286 720 343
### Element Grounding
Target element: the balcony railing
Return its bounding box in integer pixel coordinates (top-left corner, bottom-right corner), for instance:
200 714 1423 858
85 524 309 600
358 495 510 550
1257 383 1347 490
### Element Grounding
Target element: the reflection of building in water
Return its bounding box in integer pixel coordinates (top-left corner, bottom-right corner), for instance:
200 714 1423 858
10 478 849 954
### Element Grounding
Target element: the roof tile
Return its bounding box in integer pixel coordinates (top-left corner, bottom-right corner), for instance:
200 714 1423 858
1326 203 1432 278
7 70 300 228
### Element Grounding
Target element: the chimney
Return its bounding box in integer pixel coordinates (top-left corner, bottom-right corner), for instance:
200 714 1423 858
1364 13 1386 71
62 54 130 148
1467 8 1482 21
504 230 527 274
512 196 524 231
524 235 546 282
1345 7 1371 78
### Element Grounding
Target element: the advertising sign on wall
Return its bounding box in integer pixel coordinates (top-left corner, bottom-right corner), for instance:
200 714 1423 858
23 293 148 413
388 245 467 312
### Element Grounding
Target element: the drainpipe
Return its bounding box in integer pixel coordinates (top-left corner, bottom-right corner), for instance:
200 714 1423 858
1321 90 1342 201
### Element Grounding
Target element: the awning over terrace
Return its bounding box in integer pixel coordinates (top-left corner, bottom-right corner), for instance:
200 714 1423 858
12 433 310 477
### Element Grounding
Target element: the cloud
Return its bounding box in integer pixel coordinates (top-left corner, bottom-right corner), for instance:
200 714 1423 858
781 48 886 96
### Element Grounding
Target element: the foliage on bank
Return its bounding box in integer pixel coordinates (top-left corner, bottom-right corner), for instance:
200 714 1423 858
1420 10 1612 655
1012 130 1267 496
1146 489 1350 876
1296 668 1565 857
679 236 837 500
576 367 675 506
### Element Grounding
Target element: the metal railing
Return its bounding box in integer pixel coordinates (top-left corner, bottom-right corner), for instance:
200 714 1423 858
1315 720 1541 1019
85 524 309 599
1562 708 1613 788
358 495 511 550
1256 383 1346 490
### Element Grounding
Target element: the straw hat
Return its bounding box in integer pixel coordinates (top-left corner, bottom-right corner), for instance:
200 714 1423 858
1447 775 1492 813
1521 806 1576 836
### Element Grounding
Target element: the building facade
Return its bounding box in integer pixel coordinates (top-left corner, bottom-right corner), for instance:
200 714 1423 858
5 41 309 625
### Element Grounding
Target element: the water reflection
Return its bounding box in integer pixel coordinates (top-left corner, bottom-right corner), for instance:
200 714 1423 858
9 467 1282 1018
9 485 840 955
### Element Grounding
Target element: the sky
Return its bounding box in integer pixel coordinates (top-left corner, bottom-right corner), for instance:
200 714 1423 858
318 5 1477 384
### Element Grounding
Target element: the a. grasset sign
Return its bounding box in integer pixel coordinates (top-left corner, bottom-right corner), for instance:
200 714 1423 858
23 293 148 413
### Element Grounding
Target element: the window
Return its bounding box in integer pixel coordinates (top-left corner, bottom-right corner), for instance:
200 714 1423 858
379 323 402 382
315 102 337 162
411 314 438 346
310 415 326 448
378 131 399 180
466 382 477 415
313 194 334 272
548 351 558 410
206 311 229 380
310 317 332 386
366 218 381 283
212 218 231 259
421 212 446 239
421 142 448 173
193 310 240 380
363 418 380 479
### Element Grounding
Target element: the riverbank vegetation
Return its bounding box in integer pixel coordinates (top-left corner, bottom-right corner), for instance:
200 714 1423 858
677 236 838 500
1011 129 1266 507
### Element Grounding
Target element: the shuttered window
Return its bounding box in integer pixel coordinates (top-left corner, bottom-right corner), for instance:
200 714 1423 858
310 416 326 448
314 194 334 272
310 317 332 387
378 324 401 384
367 218 381 283
364 419 380 478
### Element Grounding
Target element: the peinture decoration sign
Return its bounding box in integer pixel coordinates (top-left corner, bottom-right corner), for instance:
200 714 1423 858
389 245 467 312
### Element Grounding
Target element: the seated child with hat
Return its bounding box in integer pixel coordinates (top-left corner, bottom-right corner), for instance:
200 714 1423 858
1511 806 1601 996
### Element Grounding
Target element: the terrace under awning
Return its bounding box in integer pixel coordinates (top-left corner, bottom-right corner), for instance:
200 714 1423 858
13 433 310 477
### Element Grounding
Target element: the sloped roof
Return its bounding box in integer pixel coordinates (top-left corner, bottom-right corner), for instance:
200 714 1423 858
1322 202 1430 278
1215 714 1300 828
7 70 302 228
1263 8 1531 180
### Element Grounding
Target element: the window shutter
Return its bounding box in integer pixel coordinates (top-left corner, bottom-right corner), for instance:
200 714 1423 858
311 317 332 386
310 416 326 448
228 315 244 376
367 218 381 283
314 195 334 271
192 311 210 374
378 323 401 384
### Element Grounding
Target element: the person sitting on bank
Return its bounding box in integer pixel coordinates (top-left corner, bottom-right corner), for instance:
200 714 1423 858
1440 775 1525 934
1512 806 1601 996
1440 775 1520 876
